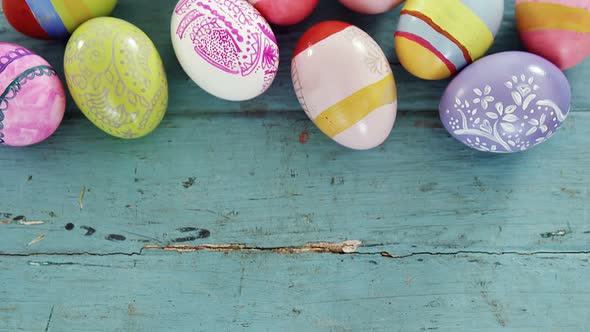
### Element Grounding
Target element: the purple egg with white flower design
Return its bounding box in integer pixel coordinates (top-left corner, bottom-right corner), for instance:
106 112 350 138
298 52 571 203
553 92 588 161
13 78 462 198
439 51 571 153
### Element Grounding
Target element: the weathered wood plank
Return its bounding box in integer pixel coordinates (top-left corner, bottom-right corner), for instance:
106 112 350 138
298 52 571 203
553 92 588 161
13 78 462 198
1 111 588 255
0 0 588 113
1 252 589 331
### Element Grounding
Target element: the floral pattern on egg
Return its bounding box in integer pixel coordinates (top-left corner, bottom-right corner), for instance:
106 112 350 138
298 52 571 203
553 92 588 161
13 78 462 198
440 51 571 153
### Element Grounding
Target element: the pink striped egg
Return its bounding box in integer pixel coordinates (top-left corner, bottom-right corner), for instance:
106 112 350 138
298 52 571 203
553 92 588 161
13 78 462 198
339 0 404 14
516 0 590 69
291 21 397 150
0 43 65 146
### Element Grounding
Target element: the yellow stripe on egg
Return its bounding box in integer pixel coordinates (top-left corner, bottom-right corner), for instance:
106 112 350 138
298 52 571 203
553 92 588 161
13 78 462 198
314 74 397 138
516 2 590 34
50 0 92 33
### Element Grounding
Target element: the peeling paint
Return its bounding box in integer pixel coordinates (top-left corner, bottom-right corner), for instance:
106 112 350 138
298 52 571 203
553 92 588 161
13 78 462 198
27 234 45 246
144 240 362 254
1 220 45 225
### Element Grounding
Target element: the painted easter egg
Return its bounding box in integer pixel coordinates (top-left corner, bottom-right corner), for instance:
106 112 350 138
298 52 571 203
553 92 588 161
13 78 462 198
292 21 397 150
516 0 590 70
439 51 571 153
339 0 404 14
2 0 118 40
171 0 280 101
248 0 319 26
64 17 168 139
395 0 504 80
0 43 65 147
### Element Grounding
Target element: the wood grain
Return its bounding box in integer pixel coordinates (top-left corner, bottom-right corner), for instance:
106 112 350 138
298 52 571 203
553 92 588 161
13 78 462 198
0 0 588 113
1 112 588 256
2 252 590 331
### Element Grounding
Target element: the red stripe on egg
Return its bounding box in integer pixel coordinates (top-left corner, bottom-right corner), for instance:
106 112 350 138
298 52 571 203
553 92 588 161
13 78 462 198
394 31 457 74
2 0 51 39
293 21 351 58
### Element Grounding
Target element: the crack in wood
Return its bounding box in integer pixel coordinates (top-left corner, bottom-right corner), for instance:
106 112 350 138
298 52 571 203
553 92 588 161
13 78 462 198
144 240 363 254
2 248 590 258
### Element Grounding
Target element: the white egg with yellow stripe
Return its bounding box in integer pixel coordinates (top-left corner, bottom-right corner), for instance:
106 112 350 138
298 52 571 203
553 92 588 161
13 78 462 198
291 21 397 150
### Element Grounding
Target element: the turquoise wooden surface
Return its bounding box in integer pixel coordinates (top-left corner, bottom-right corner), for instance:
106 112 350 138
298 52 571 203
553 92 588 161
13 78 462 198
2 0 590 331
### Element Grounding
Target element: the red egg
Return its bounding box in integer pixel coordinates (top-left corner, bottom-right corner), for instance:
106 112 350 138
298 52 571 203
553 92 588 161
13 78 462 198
249 0 319 26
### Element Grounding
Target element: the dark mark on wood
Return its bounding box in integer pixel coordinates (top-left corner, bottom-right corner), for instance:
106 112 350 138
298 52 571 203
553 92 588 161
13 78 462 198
2 213 13 219
65 223 74 231
106 234 126 241
80 226 96 236
48 211 57 218
172 229 211 242
584 231 590 234
44 305 54 332
27 175 32 182
473 177 486 192
12 215 25 221
331 177 344 186
540 229 570 238
369 260 378 265
419 182 438 192
182 177 196 188
137 189 145 195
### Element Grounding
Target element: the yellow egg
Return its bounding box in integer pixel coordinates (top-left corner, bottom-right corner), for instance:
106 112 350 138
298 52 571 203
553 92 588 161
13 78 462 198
64 17 168 139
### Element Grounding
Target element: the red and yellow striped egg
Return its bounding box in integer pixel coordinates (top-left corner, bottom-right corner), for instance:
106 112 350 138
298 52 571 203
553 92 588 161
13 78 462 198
291 21 397 150
516 0 590 70
395 0 504 80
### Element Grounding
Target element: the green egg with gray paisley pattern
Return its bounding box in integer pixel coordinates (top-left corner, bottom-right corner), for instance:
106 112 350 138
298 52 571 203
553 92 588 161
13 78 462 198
64 17 168 138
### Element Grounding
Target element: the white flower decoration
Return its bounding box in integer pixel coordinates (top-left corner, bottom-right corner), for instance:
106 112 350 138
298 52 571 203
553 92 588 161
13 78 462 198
473 85 494 110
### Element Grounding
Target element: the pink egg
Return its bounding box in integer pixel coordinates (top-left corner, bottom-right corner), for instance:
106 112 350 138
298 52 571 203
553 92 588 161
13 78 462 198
248 0 319 26
515 0 590 69
0 43 65 147
339 0 404 14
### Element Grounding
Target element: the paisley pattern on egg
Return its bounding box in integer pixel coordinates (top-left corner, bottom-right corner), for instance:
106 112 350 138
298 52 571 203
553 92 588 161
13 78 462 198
0 43 65 146
171 0 280 101
292 21 397 150
516 0 590 69
439 51 571 153
395 0 504 80
249 0 319 26
2 0 118 39
339 0 404 15
64 17 168 139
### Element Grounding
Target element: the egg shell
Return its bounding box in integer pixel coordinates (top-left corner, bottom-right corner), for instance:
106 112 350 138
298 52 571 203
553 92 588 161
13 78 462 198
395 0 504 80
0 43 65 147
249 0 319 26
2 0 118 40
292 21 397 150
339 0 403 14
439 51 571 153
171 0 279 101
515 0 590 70
64 17 168 139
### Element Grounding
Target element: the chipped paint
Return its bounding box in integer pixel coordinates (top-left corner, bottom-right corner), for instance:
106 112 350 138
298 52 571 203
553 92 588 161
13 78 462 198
78 186 86 209
27 234 45 246
144 240 362 254
1 220 46 225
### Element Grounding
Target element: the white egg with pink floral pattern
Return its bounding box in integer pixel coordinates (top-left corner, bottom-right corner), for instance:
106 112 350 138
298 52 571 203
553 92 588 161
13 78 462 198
171 0 279 101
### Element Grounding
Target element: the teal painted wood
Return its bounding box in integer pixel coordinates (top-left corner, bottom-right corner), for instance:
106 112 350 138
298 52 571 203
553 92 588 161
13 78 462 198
2 252 590 331
1 112 588 256
0 0 588 113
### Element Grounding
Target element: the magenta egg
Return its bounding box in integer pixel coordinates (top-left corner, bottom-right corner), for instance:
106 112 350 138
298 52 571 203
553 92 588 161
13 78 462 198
0 43 65 147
